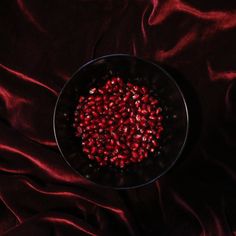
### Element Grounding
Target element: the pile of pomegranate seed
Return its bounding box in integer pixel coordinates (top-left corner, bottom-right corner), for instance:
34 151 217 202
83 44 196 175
73 77 164 168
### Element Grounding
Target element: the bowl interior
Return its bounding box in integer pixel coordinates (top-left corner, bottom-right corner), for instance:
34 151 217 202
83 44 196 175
54 55 188 189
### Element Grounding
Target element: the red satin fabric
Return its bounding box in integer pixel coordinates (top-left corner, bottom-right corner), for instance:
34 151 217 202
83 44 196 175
0 1 236 235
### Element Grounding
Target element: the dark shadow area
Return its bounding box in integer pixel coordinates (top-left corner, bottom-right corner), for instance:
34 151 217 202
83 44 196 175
159 64 203 165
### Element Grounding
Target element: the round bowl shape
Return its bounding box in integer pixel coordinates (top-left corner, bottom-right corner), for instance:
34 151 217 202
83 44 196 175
53 54 189 189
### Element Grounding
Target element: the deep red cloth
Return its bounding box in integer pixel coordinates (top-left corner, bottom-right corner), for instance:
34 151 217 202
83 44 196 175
0 0 236 235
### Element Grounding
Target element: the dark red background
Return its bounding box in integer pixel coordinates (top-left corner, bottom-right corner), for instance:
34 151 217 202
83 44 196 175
1 0 236 235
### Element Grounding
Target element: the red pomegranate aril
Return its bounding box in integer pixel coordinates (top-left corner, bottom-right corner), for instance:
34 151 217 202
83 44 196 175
108 120 113 125
129 117 135 123
91 147 97 155
97 149 103 154
147 105 151 112
120 161 125 168
98 88 104 94
123 93 131 102
132 143 139 150
157 115 163 121
98 122 105 128
89 88 96 94
133 85 139 91
73 77 164 168
148 121 155 127
88 154 94 160
115 114 121 119
92 111 98 118
140 109 148 115
79 96 85 103
136 114 141 122
118 154 127 159
122 112 129 118
158 127 164 133
83 148 89 153
134 134 142 140
146 129 152 134
141 95 149 102
109 125 116 132
132 151 139 158
141 87 148 94
88 139 95 147
152 139 158 147
119 106 126 113
110 157 116 163
149 116 156 120
93 133 99 139
79 114 85 120
150 148 155 153
139 128 145 134
141 142 147 148
109 138 114 145
132 94 140 100
111 132 119 140
109 101 115 107
135 100 141 107
156 107 162 115
111 77 117 84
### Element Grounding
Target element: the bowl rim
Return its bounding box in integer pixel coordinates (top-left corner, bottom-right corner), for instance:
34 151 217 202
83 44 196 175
53 54 189 189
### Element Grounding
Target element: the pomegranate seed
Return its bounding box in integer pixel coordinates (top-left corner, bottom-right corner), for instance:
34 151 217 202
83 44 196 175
108 120 113 125
132 94 140 100
132 143 139 150
139 128 145 134
132 151 138 158
140 109 148 115
134 134 142 140
115 114 121 119
135 100 141 107
122 112 129 118
88 154 94 160
89 88 96 94
91 147 97 154
148 120 155 127
118 154 127 159
151 99 158 105
92 111 98 117
98 88 104 94
123 92 131 102
141 95 149 102
157 115 163 121
129 117 135 123
147 105 151 112
79 96 85 103
149 116 156 120
158 127 164 133
156 107 162 115
133 85 139 91
136 114 141 122
79 114 85 120
152 139 158 147
73 77 164 168
83 148 89 153
141 87 148 94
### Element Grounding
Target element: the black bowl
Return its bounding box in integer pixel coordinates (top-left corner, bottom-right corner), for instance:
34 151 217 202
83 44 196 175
53 54 189 189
